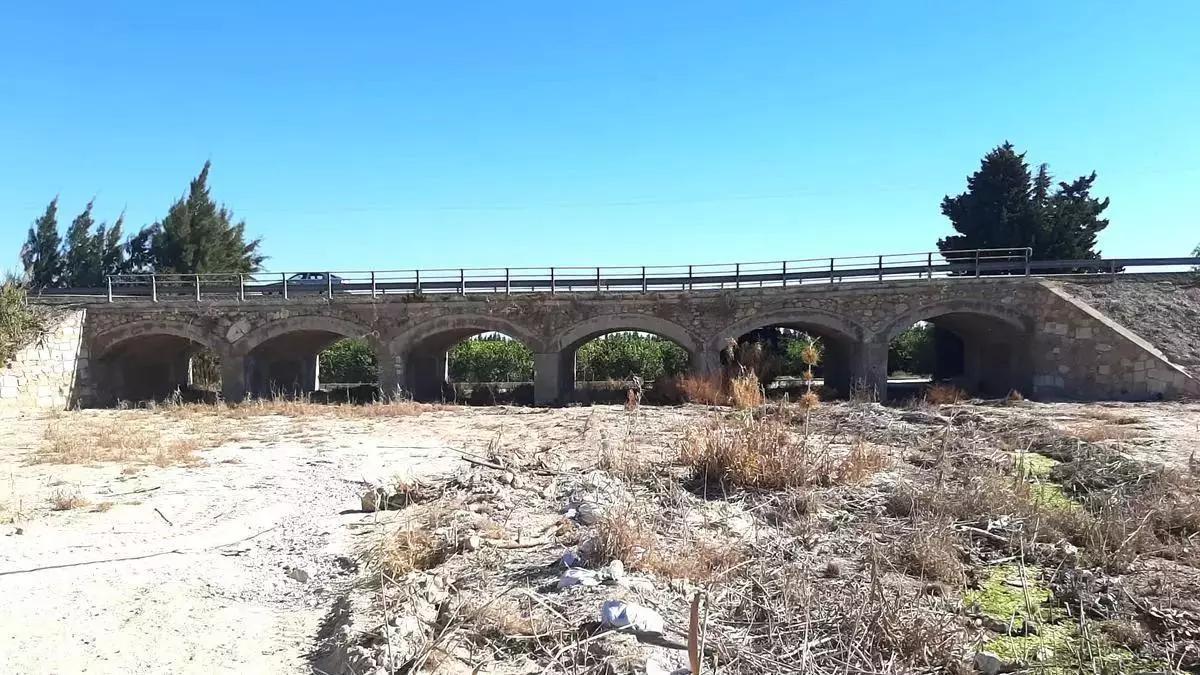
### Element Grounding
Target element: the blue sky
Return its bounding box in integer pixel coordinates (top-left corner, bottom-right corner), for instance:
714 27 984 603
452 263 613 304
2 2 1197 273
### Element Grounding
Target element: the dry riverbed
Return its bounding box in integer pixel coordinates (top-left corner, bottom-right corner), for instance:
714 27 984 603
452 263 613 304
1 399 1199 674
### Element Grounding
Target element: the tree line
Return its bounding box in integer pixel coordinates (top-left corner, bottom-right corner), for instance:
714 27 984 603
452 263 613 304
18 162 263 288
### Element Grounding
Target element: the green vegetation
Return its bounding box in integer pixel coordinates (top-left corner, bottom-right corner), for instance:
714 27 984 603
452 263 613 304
939 142 1110 262
18 162 262 288
887 323 934 376
0 281 47 364
576 332 688 381
61 200 126 288
20 199 64 288
969 566 1161 674
448 335 534 382
319 338 380 384
125 161 263 274
445 332 690 384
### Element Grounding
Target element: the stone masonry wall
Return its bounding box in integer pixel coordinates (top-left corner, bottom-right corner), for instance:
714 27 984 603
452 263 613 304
1029 282 1199 400
23 274 1199 406
0 309 90 409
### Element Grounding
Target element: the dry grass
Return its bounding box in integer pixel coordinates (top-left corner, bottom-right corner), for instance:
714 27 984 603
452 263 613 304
729 374 765 409
1089 409 1142 426
48 488 88 511
647 539 745 581
32 414 227 466
892 524 965 584
680 413 820 490
680 411 883 490
597 439 654 481
677 374 726 405
472 598 555 640
586 510 656 569
376 528 452 580
835 438 889 485
164 397 448 420
153 439 201 467
925 383 967 405
1074 422 1131 443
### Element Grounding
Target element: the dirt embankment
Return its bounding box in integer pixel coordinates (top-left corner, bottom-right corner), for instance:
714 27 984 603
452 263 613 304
1059 276 1200 378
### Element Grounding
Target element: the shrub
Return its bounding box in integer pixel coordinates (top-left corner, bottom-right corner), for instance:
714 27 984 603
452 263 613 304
677 374 726 405
729 374 765 409
0 281 47 365
925 383 966 405
576 332 689 382
319 337 379 384
888 323 935 376
448 335 533 382
681 413 839 489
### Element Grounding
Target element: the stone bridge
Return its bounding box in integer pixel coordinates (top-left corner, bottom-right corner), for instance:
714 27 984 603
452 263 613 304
9 275 1198 408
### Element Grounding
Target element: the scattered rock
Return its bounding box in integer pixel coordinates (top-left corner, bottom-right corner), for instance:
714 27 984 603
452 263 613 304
510 474 526 490
574 502 602 525
923 581 949 597
286 568 311 583
463 535 482 551
973 651 1012 675
360 487 388 512
498 472 515 485
823 559 845 578
605 559 625 580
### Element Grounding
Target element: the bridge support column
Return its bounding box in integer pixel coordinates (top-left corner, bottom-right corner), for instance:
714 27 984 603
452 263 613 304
855 339 890 402
376 347 400 399
533 352 568 406
691 349 721 376
407 352 448 402
220 354 247 402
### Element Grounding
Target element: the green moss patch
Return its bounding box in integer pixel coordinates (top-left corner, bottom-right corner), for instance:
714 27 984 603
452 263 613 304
985 626 1164 674
964 565 1051 628
968 565 1164 673
1015 452 1058 480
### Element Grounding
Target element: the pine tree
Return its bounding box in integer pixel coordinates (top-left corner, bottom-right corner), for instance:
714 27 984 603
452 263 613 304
62 200 101 287
20 198 63 287
938 143 1039 256
1038 172 1109 261
129 162 264 274
938 143 1110 264
96 212 126 279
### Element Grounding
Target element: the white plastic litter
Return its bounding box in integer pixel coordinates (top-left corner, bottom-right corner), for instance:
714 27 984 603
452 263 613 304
558 568 601 589
599 600 665 634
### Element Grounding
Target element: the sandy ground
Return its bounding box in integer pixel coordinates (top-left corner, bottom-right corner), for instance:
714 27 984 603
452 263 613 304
1 401 1198 674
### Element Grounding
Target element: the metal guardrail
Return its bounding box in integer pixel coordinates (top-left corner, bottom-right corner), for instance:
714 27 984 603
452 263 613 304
26 249 1200 302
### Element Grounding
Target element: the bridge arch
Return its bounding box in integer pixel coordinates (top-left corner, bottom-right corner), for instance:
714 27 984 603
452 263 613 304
708 308 867 397
232 315 380 357
91 319 229 404
388 314 545 402
552 314 703 402
233 315 381 398
878 300 1034 398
